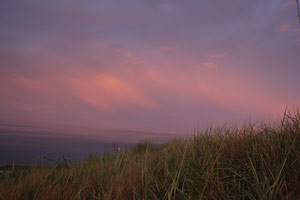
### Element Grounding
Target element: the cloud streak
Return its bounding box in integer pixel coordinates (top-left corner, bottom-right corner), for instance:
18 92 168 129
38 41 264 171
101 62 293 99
0 0 299 135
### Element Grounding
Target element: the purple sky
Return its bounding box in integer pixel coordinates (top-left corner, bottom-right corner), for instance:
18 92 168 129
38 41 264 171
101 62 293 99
0 0 300 138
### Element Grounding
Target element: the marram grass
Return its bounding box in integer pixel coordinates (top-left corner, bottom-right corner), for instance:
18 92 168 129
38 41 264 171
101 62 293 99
1 110 300 199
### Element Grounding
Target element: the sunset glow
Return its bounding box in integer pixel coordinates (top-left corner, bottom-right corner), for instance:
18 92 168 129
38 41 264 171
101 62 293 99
0 0 300 151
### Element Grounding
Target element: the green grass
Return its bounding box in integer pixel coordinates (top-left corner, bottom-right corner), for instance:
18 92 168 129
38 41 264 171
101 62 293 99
1 109 300 199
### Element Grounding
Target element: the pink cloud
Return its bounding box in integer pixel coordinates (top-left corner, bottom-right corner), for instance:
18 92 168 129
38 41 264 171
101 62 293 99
9 74 45 92
282 0 296 9
0 74 49 111
292 27 300 34
116 48 146 65
277 24 292 32
140 64 292 119
131 63 286 118
197 72 290 118
201 61 217 70
0 60 296 131
291 27 300 42
59 72 158 111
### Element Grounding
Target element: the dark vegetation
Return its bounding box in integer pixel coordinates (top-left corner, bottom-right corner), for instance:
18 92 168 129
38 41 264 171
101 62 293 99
0 109 300 199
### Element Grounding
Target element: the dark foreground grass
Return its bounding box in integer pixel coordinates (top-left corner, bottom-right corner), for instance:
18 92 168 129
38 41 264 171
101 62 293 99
1 110 300 200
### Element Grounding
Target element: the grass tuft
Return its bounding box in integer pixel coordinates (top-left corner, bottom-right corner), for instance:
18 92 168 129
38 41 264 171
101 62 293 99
1 109 300 199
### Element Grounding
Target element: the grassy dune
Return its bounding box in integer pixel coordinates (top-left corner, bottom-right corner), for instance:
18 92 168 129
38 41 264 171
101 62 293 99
1 110 300 199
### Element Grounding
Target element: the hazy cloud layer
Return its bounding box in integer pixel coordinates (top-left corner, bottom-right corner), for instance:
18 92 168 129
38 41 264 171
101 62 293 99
0 0 299 135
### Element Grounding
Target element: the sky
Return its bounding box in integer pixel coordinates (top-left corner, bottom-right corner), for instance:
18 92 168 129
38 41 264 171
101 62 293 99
0 0 300 139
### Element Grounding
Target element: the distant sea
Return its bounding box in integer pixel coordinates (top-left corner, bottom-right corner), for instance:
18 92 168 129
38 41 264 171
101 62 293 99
0 124 185 165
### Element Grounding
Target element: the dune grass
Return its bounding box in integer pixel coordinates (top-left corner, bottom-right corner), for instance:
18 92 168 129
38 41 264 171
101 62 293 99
0 110 300 199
